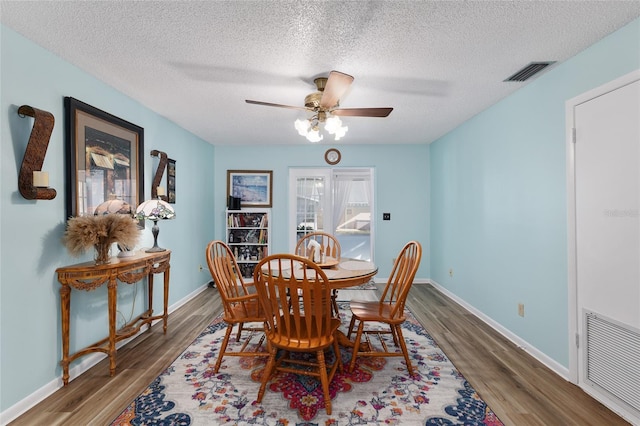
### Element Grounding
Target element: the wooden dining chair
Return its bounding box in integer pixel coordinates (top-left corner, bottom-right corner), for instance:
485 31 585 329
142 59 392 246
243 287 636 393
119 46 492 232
253 254 343 415
205 240 267 373
295 232 342 314
295 231 341 262
346 241 422 375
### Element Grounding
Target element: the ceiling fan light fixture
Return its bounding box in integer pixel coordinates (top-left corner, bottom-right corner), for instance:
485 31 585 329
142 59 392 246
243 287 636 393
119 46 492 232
248 70 392 143
325 115 348 140
294 118 310 136
324 115 341 133
306 128 323 143
294 113 346 142
333 124 348 140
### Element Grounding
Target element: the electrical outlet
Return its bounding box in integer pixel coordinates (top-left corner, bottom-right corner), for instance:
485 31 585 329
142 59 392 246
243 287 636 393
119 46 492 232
383 213 391 220
199 264 203 271
449 268 454 277
518 303 525 317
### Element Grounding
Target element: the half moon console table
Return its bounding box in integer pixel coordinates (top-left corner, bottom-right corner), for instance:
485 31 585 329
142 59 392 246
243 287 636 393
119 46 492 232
56 250 171 386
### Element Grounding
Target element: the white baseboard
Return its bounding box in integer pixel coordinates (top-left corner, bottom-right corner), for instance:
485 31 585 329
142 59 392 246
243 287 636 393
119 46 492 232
0 282 210 426
427 279 570 380
372 277 430 285
581 383 640 425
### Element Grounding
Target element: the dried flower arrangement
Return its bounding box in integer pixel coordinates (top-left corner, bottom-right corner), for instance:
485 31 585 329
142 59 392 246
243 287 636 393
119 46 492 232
62 214 140 264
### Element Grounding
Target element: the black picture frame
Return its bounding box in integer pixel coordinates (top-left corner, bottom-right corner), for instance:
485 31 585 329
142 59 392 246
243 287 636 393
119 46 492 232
167 158 176 204
64 97 144 220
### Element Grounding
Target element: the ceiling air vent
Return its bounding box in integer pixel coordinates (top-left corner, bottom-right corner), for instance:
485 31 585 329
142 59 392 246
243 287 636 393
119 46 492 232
504 61 556 82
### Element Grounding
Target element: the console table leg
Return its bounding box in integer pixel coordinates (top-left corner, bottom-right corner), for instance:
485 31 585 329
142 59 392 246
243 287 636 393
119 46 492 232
147 273 154 333
107 278 117 376
60 285 71 386
163 266 170 334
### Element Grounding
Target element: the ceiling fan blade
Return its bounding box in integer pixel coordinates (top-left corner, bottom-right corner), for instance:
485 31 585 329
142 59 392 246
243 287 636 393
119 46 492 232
332 107 393 117
320 71 354 109
245 99 310 111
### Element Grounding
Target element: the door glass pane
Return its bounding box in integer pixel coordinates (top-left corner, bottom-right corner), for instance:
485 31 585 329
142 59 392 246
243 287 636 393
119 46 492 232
295 176 326 243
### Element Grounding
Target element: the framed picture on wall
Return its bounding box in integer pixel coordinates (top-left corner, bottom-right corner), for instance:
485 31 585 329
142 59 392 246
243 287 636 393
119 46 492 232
167 158 176 203
64 97 144 219
227 170 272 207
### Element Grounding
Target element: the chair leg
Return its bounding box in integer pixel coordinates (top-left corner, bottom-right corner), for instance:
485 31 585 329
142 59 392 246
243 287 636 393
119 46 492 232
331 289 339 317
394 324 414 376
317 349 332 415
214 323 234 373
349 321 365 372
390 324 399 346
347 315 357 339
236 323 244 342
257 347 278 403
333 338 343 373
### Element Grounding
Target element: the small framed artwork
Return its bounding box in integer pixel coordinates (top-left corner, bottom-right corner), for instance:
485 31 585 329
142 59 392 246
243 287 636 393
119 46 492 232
227 170 273 208
167 159 176 204
64 97 144 219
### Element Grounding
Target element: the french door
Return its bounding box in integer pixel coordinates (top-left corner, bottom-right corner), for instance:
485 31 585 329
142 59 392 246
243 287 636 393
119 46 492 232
289 168 374 261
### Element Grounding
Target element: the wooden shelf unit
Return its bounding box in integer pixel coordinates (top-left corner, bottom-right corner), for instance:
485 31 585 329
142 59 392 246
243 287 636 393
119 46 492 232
226 208 271 278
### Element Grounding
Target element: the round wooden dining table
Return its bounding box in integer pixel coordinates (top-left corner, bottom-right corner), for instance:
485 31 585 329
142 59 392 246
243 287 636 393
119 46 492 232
315 257 378 289
261 257 377 286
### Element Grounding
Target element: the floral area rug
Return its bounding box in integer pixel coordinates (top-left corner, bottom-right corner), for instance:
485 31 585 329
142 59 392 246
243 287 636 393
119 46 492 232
111 302 503 426
345 280 376 291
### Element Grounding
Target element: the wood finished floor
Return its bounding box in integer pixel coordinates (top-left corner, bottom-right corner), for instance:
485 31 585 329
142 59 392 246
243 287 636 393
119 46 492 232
8 284 629 425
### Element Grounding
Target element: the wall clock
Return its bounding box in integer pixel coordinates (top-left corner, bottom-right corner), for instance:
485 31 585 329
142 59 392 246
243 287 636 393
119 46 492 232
324 148 341 165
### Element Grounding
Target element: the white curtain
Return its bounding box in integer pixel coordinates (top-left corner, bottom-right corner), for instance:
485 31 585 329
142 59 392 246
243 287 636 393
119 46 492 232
332 174 351 231
332 171 371 231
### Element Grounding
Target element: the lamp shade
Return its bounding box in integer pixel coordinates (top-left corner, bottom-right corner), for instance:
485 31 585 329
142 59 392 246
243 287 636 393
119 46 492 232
94 199 133 215
324 116 342 133
306 128 323 143
294 118 310 136
135 199 175 221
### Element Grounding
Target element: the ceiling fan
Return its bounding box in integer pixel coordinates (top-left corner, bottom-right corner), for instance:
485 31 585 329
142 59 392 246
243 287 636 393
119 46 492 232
245 70 393 142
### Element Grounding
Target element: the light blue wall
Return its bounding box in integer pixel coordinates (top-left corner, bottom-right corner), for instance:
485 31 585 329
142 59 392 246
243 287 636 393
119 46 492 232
213 144 430 279
429 18 640 367
1 26 215 412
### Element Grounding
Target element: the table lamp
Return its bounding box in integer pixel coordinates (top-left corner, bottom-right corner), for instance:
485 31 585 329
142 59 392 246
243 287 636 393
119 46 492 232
135 198 175 252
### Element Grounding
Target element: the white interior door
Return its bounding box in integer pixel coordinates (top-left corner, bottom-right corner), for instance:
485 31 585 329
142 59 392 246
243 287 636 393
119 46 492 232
570 72 640 421
575 78 640 330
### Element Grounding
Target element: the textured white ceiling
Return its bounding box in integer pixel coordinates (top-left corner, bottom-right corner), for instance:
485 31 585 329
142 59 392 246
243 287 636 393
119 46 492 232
2 1 639 146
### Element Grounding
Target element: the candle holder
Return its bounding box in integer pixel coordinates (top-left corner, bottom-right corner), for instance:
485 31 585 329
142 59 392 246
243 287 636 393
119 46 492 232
150 150 169 202
17 105 57 200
